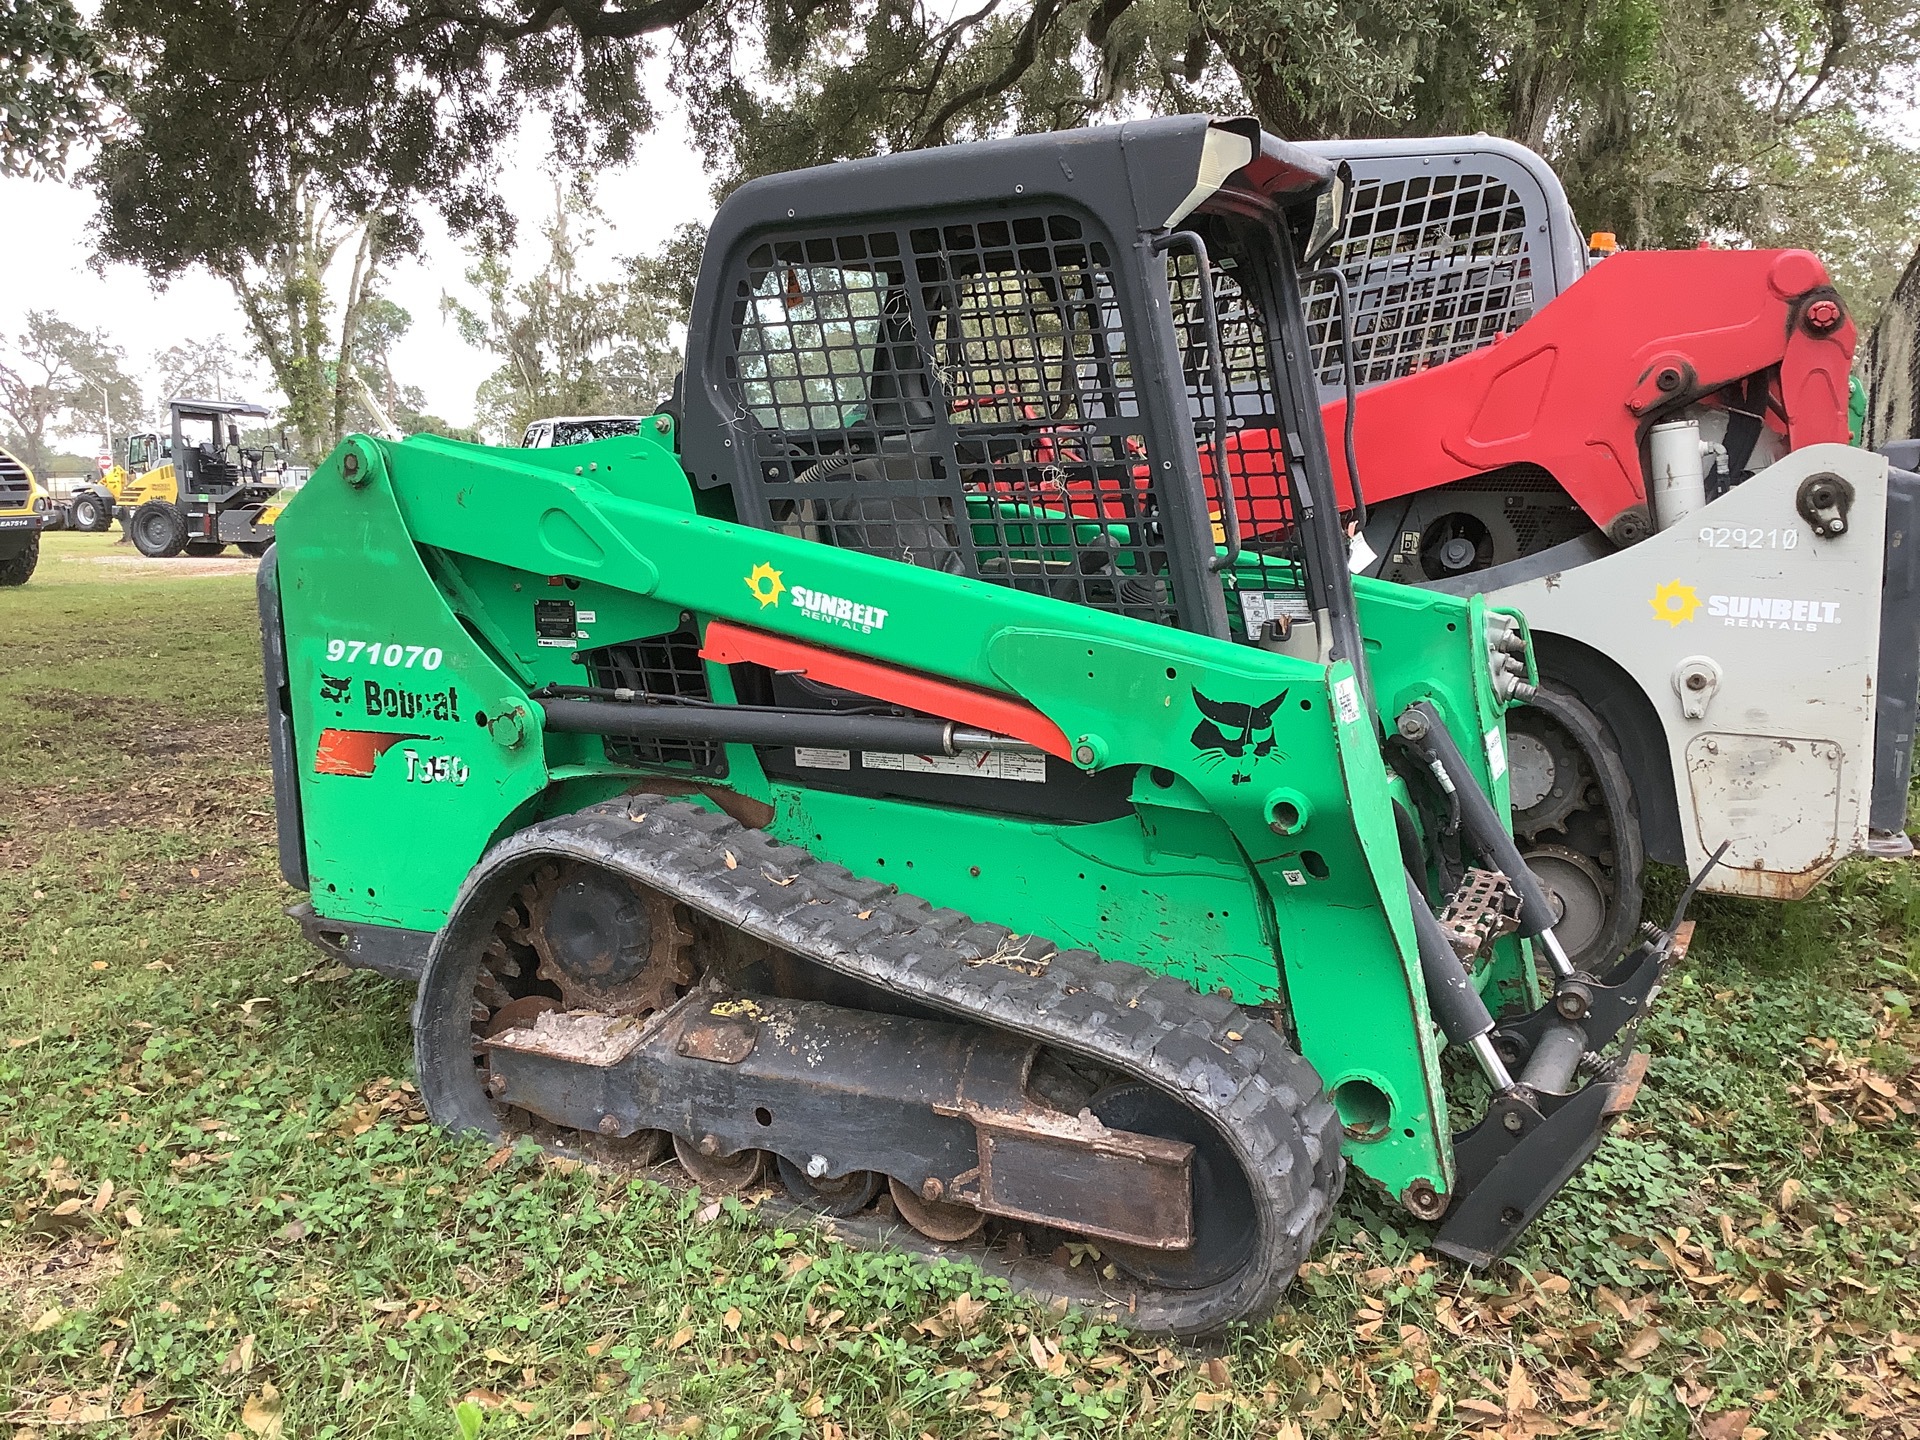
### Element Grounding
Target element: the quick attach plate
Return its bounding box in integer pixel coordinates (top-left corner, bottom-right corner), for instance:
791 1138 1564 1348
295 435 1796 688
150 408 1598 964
1434 922 1692 1267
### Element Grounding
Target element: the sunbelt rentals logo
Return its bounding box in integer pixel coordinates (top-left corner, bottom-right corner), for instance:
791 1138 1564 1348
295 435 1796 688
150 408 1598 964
746 562 786 609
1650 579 1840 632
1649 580 1700 627
743 561 890 633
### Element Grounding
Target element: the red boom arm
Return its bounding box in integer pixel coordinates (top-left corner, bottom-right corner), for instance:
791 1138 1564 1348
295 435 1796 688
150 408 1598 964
1312 248 1855 538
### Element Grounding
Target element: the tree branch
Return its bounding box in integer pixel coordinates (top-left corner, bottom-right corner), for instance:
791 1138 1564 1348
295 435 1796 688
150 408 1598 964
1782 0 1851 124
900 0 1003 138
911 0 1071 147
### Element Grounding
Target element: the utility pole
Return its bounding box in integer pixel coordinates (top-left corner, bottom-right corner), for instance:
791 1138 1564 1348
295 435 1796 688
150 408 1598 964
85 377 113 472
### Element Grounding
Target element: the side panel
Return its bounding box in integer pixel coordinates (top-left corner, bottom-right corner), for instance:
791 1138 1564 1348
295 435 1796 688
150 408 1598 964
1486 445 1887 895
274 439 551 930
771 789 1278 1001
120 463 179 509
1871 468 1920 832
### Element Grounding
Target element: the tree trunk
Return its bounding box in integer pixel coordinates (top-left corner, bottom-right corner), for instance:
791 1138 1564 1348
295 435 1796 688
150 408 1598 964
331 219 386 443
218 174 388 460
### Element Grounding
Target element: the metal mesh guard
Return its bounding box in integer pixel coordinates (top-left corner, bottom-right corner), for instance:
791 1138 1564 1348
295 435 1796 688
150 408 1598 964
1304 170 1538 389
583 620 722 772
722 209 1319 633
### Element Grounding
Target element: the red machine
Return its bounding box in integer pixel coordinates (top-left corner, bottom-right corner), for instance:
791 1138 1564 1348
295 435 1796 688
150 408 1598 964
1319 248 1855 562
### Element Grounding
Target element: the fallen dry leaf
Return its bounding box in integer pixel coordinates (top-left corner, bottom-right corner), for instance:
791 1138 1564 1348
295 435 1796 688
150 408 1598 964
242 1382 284 1438
1623 1327 1661 1361
1505 1359 1538 1415
221 1334 256 1375
1697 1407 1752 1440
1550 1369 1592 1403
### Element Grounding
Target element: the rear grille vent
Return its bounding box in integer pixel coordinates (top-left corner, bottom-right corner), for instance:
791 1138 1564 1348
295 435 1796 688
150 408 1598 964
579 619 724 773
1304 171 1537 390
0 450 29 508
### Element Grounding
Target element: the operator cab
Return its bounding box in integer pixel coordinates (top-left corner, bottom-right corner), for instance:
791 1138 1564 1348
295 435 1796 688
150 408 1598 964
125 430 170 473
170 399 274 494
682 116 1357 666
659 117 1371 821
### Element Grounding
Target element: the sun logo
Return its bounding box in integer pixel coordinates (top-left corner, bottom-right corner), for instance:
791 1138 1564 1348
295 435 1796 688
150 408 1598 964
746 562 786 609
1650 580 1701 627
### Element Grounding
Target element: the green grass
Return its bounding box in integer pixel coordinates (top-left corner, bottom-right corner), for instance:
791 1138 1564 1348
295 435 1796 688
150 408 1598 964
4 528 1919 1438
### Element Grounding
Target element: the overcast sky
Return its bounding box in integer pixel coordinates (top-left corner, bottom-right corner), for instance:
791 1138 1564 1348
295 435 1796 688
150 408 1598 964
0 78 716 449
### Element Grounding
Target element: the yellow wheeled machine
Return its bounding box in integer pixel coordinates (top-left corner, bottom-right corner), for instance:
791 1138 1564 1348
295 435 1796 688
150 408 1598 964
0 445 45 585
104 398 287 557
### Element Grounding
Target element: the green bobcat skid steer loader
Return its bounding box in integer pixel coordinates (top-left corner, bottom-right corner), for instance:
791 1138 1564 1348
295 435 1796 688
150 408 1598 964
261 117 1701 1334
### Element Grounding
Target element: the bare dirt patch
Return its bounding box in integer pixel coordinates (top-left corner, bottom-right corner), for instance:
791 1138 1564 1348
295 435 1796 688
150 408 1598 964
0 1236 128 1332
78 553 260 578
22 690 122 722
0 716 275 869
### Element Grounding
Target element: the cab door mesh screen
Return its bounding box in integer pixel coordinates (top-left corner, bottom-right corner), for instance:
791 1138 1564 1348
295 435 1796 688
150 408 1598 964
1167 228 1313 636
1301 171 1538 390
723 212 1179 625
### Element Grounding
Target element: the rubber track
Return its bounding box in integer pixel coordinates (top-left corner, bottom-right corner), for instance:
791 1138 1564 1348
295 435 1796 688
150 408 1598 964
428 795 1345 1334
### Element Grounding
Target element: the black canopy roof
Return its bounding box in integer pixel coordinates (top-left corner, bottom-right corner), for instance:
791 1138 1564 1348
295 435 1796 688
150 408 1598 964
707 115 1336 246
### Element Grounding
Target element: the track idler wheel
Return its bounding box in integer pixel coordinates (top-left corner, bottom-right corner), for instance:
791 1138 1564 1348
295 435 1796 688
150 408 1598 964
672 1134 768 1192
777 1159 883 1218
888 1176 986 1242
1505 682 1643 970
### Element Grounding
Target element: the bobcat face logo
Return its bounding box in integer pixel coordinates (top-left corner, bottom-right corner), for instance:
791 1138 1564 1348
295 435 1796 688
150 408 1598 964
1190 688 1288 785
320 673 352 706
